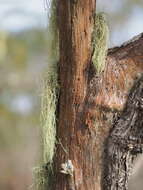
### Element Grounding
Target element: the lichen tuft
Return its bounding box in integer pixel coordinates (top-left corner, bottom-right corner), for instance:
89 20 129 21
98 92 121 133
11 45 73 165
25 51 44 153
92 13 109 74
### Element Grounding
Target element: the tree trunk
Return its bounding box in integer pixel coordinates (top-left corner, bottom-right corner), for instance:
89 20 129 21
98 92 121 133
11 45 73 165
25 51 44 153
54 0 98 189
52 0 143 189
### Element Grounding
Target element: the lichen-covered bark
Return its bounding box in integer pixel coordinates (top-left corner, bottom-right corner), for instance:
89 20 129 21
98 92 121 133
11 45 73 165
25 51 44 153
52 0 143 189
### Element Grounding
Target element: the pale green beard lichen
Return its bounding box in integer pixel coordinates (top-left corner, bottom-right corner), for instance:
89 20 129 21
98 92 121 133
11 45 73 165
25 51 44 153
41 64 58 165
33 0 59 189
42 0 59 165
41 0 59 186
92 13 109 74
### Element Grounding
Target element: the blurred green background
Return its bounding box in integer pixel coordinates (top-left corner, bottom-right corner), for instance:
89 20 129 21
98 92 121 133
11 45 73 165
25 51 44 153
0 29 48 189
0 0 143 189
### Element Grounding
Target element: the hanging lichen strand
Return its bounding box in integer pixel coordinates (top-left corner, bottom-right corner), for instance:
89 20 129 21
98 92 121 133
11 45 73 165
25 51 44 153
92 13 109 74
42 0 59 166
33 0 59 189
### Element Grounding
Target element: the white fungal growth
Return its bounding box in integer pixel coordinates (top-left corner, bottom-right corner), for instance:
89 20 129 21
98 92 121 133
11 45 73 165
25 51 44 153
61 160 74 176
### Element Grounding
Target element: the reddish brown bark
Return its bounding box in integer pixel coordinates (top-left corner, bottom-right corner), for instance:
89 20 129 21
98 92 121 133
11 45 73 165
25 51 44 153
94 34 143 111
52 0 143 189
54 0 97 189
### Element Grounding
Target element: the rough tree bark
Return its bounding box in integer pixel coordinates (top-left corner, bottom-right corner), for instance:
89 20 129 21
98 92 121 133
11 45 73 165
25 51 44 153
103 75 143 190
52 0 143 189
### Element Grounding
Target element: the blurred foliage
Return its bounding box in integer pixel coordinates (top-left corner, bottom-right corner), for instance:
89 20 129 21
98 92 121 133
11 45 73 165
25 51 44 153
7 37 28 69
2 30 48 70
0 29 48 190
0 31 7 62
